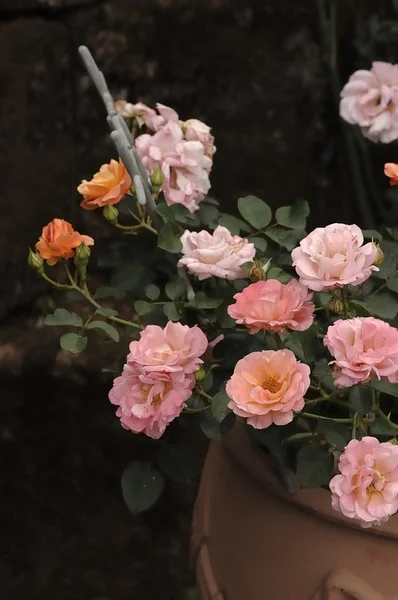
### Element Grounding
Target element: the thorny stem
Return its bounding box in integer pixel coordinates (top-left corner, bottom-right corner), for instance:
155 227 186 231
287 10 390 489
352 412 358 439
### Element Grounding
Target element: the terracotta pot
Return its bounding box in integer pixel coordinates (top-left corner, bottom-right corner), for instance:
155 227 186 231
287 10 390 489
192 424 398 600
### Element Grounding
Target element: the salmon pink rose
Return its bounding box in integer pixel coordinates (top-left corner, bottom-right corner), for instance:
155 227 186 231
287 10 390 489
35 218 94 266
109 365 194 439
228 279 314 334
127 321 208 375
291 223 378 291
178 226 255 280
324 317 398 388
340 62 398 143
385 162 398 186
330 437 398 527
77 158 132 210
226 349 310 429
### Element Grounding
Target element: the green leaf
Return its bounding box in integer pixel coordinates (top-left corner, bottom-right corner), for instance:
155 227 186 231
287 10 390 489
173 204 200 225
95 307 118 318
371 378 398 398
250 237 267 252
350 386 373 414
158 222 182 254
165 278 185 300
145 284 160 301
155 201 174 222
312 359 334 390
267 267 293 283
265 227 306 251
387 276 398 293
316 420 349 451
211 391 231 422
373 241 397 280
60 332 87 354
135 300 153 316
350 300 373 317
163 302 181 321
370 418 398 436
194 292 223 309
296 327 318 364
157 444 202 484
45 308 83 327
237 195 272 229
201 196 220 207
198 204 219 227
296 445 333 488
121 461 164 515
94 286 125 299
218 214 252 235
87 320 120 342
366 292 398 319
275 199 309 229
200 411 235 441
363 229 383 242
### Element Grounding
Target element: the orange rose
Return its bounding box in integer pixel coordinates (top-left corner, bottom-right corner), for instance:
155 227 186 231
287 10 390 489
36 218 94 266
384 162 398 186
77 158 132 210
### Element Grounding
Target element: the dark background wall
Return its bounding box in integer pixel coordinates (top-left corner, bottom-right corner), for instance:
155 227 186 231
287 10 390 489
0 0 361 320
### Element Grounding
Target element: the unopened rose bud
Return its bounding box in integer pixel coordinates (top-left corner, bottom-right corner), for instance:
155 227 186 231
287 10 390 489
103 204 119 225
250 258 271 281
151 167 164 192
374 244 384 266
28 249 44 274
74 242 91 267
328 296 344 314
195 367 206 382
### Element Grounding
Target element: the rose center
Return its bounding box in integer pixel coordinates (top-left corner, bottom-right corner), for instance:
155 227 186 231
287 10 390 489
366 471 385 496
262 375 282 394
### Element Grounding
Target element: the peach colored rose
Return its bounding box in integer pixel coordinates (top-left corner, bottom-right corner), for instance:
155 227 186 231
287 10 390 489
127 322 208 375
226 349 310 429
109 364 194 439
340 62 398 143
177 226 256 280
324 317 398 388
35 218 94 266
77 158 132 210
330 437 398 527
291 223 378 291
385 162 398 186
228 279 314 334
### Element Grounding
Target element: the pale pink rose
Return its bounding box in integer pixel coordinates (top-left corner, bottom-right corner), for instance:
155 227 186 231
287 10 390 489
228 279 315 334
330 437 398 527
109 364 194 439
291 223 378 292
178 226 256 280
135 121 212 212
127 321 208 375
324 317 398 388
115 100 159 129
183 119 216 158
340 62 398 143
226 349 310 429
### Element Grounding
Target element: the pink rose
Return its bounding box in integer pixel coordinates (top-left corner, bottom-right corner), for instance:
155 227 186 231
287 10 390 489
135 121 212 212
330 437 398 527
226 349 310 429
228 279 314 334
340 62 398 143
177 226 256 280
114 100 160 129
183 118 216 158
128 322 208 375
291 223 378 291
109 364 194 439
324 317 398 388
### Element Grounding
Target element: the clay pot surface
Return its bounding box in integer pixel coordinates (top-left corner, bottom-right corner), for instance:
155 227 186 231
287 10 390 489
192 424 398 600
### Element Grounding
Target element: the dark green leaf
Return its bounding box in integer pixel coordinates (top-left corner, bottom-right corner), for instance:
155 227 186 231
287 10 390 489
370 418 398 436
316 420 349 451
312 359 334 390
371 378 398 398
111 261 146 292
163 302 181 321
194 292 223 309
218 214 252 235
121 461 164 515
237 195 272 229
275 199 309 229
296 327 318 364
350 386 373 414
198 204 219 227
350 300 373 317
60 332 87 353
145 284 160 301
363 229 383 242
165 278 185 300
95 307 118 318
87 320 120 342
366 293 398 319
373 241 397 280
267 267 292 283
157 444 202 484
200 410 235 441
265 227 306 251
94 286 126 299
201 196 220 206
155 201 174 222
296 445 333 488
211 391 231 422
387 276 398 293
135 300 153 316
158 222 182 254
251 237 267 252
45 308 82 327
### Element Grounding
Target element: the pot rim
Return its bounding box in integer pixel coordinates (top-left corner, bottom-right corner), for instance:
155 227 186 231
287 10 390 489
223 423 398 540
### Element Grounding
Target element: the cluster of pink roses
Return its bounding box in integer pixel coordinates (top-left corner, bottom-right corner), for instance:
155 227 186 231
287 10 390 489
109 322 208 439
116 100 215 213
